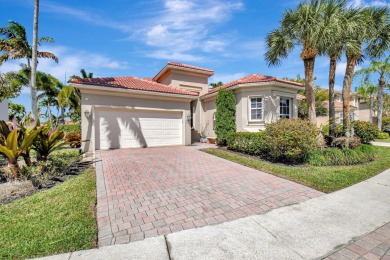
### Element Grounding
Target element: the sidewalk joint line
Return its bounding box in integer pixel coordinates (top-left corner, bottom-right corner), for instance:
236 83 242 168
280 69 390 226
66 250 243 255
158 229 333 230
164 235 172 260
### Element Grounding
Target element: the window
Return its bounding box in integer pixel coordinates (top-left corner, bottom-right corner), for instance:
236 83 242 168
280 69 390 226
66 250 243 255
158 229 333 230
338 112 343 124
279 97 291 119
213 112 216 130
350 111 355 121
249 97 263 121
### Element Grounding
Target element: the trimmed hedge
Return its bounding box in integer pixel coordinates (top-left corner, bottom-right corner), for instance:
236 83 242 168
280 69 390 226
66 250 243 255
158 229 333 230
377 132 390 139
382 118 390 133
352 121 379 143
227 131 268 156
264 119 318 163
307 144 377 166
60 124 81 134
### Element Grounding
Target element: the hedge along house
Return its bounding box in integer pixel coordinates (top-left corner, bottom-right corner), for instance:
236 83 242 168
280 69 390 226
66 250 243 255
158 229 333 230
70 62 303 153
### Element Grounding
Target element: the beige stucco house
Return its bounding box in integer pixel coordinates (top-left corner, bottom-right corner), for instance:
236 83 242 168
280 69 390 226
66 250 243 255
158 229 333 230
70 62 303 153
0 99 8 121
316 92 361 128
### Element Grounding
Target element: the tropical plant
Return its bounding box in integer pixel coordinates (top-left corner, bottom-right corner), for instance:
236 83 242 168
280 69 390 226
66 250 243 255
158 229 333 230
0 71 24 101
209 81 223 88
355 55 390 130
352 120 380 143
8 101 26 122
33 124 66 161
0 121 42 178
341 7 390 135
0 20 58 120
320 0 350 137
215 89 236 145
265 0 329 124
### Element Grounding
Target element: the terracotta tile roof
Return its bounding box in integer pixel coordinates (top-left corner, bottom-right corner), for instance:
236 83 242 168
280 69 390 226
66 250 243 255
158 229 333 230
204 74 303 96
167 62 214 73
324 100 357 109
71 76 198 96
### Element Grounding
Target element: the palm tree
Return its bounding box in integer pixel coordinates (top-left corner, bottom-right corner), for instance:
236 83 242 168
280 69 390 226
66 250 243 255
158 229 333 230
320 0 348 137
265 0 327 124
355 55 390 129
355 74 377 123
0 20 58 120
341 7 389 135
210 81 223 88
69 68 93 81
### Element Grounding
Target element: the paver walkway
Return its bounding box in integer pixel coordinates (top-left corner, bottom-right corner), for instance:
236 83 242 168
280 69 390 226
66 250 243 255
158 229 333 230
325 222 390 260
95 146 322 246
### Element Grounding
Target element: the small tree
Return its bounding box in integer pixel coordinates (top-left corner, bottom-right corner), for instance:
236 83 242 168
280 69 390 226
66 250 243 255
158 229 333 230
215 89 236 145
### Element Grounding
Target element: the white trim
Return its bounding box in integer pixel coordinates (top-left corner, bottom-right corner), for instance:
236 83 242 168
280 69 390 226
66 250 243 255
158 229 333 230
279 97 292 119
248 96 265 122
71 83 198 100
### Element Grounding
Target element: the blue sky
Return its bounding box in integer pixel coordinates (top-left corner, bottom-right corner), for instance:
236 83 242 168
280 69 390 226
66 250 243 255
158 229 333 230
0 0 389 112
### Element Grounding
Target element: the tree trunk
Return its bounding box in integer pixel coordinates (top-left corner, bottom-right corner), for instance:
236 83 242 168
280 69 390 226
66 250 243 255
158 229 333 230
369 95 374 123
30 0 40 121
60 106 65 124
342 56 356 135
377 71 385 130
328 55 337 137
304 57 317 124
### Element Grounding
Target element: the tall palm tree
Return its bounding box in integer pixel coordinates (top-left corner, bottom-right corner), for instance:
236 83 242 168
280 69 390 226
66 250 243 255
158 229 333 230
210 81 223 88
355 55 390 129
319 0 348 137
265 0 327 124
341 7 389 134
0 20 58 120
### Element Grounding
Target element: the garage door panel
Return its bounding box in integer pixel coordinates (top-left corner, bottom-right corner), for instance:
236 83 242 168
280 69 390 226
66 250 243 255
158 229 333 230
97 109 183 149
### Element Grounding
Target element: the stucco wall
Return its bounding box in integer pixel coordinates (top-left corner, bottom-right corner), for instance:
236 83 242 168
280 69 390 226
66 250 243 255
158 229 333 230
0 100 8 121
80 90 192 153
201 85 299 136
358 103 372 122
170 71 209 95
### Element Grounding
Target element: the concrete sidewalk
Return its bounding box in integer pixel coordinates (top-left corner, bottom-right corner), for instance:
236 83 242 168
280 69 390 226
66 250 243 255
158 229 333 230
371 141 390 147
36 168 390 260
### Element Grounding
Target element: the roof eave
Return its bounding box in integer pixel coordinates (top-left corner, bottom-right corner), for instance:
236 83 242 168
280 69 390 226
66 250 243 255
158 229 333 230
70 83 198 100
200 81 303 100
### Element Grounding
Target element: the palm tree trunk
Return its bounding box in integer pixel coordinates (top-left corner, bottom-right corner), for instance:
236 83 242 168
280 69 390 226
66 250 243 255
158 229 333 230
342 56 356 136
30 0 40 121
328 55 337 137
369 95 374 123
60 106 65 123
304 57 317 124
377 71 385 130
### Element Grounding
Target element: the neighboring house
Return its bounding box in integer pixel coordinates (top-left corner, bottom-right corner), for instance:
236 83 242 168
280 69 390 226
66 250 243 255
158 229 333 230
316 92 360 128
0 99 8 121
70 62 303 153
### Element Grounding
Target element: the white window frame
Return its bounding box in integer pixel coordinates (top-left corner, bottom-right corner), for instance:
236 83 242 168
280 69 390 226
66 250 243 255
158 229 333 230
279 97 292 119
248 96 264 122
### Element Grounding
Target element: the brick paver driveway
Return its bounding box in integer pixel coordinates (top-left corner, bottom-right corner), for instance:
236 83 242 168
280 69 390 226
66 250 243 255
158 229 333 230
96 146 323 246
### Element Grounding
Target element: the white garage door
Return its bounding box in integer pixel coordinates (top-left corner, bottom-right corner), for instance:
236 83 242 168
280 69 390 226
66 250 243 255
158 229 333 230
97 109 183 149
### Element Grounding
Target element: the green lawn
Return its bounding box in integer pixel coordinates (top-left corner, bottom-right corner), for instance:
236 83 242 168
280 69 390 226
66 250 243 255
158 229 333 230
374 138 390 143
202 146 390 193
0 168 97 260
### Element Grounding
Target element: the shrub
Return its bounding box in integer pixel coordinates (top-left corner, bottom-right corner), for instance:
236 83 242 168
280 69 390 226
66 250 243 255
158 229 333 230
265 119 318 163
64 132 81 148
60 124 81 134
307 144 377 166
377 132 390 139
352 121 380 143
331 136 361 149
215 89 236 145
321 124 343 137
227 131 268 155
382 118 390 133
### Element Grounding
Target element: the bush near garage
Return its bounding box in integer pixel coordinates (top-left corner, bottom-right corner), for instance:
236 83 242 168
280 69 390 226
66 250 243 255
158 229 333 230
60 124 81 134
227 131 268 156
377 132 390 139
382 118 390 133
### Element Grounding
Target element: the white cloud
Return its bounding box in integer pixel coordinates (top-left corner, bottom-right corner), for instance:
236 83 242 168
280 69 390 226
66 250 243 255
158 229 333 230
136 0 243 61
0 46 129 82
336 62 361 76
41 2 132 32
209 72 247 85
349 0 389 7
145 50 203 62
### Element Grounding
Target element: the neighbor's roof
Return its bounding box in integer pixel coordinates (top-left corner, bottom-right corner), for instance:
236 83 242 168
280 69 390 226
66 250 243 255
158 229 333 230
323 100 357 109
71 76 199 96
154 62 214 81
204 74 303 96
